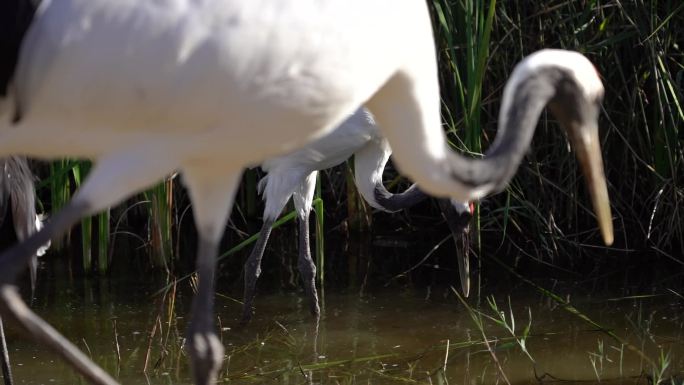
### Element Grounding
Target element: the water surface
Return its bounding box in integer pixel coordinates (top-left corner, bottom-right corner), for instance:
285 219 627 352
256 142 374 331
3 265 683 384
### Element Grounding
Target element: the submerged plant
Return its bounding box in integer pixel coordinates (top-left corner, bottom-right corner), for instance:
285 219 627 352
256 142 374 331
588 338 609 382
483 296 534 363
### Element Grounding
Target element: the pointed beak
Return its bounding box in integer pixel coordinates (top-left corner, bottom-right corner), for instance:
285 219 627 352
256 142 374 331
439 199 471 297
571 125 614 246
29 254 38 299
454 232 470 297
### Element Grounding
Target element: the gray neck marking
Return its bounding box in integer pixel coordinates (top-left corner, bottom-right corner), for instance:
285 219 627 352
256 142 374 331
449 67 572 193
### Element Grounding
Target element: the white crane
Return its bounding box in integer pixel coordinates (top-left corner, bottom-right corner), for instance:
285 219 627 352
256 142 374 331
241 107 473 323
0 1 613 384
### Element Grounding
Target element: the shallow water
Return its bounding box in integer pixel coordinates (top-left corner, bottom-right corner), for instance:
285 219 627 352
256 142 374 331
3 265 684 384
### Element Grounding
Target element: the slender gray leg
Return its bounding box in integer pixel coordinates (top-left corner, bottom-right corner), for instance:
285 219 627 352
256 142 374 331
28 256 37 301
182 169 239 385
187 237 224 385
293 171 320 317
0 317 13 385
241 219 274 323
297 212 319 317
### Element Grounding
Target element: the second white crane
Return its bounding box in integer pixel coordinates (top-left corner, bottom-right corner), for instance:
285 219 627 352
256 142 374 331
241 107 473 323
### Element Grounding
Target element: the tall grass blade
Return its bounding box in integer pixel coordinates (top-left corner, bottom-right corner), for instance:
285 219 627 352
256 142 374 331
145 179 174 271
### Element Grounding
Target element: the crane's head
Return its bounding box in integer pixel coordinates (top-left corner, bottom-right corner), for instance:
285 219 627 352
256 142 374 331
544 51 612 246
505 50 613 246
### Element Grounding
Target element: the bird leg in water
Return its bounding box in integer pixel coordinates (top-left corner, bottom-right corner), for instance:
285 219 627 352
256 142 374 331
0 200 119 385
187 237 224 385
181 169 240 385
293 171 321 318
297 211 320 317
241 219 274 324
243 169 321 322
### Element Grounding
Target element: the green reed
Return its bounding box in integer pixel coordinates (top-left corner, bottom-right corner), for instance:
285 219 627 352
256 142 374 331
42 160 111 273
70 161 112 274
431 0 496 297
428 0 684 262
144 178 174 271
45 160 74 251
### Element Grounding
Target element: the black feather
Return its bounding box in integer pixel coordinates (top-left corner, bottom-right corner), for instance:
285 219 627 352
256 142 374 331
0 0 40 97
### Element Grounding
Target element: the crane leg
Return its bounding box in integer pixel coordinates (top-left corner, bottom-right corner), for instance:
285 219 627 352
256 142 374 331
294 172 320 317
181 168 240 385
241 219 274 324
297 209 319 317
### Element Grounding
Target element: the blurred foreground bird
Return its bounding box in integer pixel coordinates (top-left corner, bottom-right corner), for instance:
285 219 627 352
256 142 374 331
1 1 612 384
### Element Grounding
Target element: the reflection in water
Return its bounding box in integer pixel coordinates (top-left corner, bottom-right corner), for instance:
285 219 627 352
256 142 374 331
2 267 683 384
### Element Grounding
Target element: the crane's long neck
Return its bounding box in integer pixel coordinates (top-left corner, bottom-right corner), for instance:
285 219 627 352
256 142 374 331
353 138 429 213
372 182 427 212
449 70 559 196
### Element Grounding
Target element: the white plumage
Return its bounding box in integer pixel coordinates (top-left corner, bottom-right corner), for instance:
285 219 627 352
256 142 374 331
0 1 612 384
242 107 473 322
259 108 383 221
0 3 460 383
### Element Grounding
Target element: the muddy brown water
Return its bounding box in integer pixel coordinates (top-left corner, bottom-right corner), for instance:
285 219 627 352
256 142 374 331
2 262 683 384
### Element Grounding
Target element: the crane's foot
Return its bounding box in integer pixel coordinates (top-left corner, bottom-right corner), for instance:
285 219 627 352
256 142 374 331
241 268 259 325
187 328 223 385
239 299 254 325
241 227 271 326
298 259 320 317
305 286 320 318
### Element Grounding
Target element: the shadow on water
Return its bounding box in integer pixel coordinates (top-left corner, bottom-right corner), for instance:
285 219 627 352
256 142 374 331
2 252 684 385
